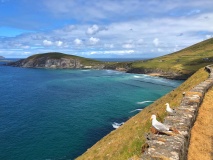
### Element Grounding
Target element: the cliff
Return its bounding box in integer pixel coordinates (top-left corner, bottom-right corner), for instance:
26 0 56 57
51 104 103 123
76 66 212 160
105 38 213 80
7 52 105 69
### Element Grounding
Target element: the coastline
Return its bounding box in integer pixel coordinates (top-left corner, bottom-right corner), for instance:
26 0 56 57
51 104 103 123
76 67 210 159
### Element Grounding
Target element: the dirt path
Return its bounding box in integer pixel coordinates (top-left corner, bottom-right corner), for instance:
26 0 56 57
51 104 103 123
187 86 213 160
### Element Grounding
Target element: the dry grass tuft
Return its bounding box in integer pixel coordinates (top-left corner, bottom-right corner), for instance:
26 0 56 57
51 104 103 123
187 86 213 160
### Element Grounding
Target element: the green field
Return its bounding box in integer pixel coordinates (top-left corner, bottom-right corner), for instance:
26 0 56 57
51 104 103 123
104 38 213 79
130 38 213 75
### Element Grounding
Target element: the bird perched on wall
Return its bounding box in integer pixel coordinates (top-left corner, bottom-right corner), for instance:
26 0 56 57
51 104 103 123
150 115 170 132
165 103 176 114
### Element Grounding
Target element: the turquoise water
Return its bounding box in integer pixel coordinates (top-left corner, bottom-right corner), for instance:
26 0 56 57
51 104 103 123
0 64 182 160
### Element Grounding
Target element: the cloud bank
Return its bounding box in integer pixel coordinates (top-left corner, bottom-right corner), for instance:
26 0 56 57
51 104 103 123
0 0 213 58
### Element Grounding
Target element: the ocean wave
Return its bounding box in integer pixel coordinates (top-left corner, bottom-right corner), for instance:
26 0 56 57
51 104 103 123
133 74 150 78
81 70 91 72
112 122 124 129
137 101 154 104
133 75 142 78
129 109 143 113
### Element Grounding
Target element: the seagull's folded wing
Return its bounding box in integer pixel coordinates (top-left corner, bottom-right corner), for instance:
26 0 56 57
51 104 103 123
154 121 169 131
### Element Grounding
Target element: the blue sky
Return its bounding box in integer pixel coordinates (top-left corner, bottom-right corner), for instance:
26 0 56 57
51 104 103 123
0 0 213 58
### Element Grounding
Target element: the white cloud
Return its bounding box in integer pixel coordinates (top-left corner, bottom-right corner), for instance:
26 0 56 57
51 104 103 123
89 50 135 55
55 40 63 47
153 38 159 47
89 37 100 45
1 1 213 58
205 34 212 39
87 25 100 35
74 38 83 45
42 0 213 24
43 40 53 46
122 43 134 49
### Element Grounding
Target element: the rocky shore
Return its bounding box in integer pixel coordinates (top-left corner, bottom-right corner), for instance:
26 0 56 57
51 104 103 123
127 68 190 80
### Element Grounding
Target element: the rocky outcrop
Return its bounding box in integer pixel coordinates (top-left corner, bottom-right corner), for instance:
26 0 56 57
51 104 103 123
7 55 104 69
9 57 82 68
127 68 190 80
141 64 213 160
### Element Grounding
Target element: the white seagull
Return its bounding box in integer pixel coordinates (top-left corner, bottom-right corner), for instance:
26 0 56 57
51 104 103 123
150 115 170 132
165 103 176 114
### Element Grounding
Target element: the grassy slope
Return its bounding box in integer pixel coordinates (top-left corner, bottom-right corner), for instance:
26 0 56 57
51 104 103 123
187 86 213 160
129 38 213 75
27 52 104 66
76 67 209 160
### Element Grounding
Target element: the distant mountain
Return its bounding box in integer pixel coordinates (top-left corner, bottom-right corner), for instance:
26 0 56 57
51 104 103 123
7 52 105 69
0 56 5 59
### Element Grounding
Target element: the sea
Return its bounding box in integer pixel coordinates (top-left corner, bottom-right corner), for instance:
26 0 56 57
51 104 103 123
0 58 182 160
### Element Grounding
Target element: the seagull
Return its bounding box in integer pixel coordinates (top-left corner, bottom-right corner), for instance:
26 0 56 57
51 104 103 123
150 115 170 132
165 103 176 114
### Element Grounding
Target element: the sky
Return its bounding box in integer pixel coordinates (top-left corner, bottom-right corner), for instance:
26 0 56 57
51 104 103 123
0 0 213 58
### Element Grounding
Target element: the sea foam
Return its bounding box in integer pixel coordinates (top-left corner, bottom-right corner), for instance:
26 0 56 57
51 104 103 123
112 122 124 129
137 101 154 104
129 109 143 113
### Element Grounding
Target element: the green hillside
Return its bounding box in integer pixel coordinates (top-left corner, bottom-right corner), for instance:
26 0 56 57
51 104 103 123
129 38 213 77
27 52 103 66
76 39 213 159
76 66 209 160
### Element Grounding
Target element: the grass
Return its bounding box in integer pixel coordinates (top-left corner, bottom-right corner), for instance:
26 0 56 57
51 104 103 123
187 86 213 160
76 67 209 160
27 52 105 66
129 38 213 76
104 38 213 78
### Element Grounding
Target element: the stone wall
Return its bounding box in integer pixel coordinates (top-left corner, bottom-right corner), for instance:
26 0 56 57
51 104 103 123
141 65 213 160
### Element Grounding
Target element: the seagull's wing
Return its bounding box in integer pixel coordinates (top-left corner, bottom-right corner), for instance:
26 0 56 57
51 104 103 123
154 120 169 131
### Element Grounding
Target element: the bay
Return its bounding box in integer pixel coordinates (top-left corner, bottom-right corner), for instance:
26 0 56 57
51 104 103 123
0 64 182 160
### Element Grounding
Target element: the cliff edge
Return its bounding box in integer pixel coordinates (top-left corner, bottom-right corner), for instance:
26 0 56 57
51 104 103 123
7 52 105 69
105 38 213 80
76 66 212 160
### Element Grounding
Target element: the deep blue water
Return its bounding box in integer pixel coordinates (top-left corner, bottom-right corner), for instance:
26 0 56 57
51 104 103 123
0 63 182 160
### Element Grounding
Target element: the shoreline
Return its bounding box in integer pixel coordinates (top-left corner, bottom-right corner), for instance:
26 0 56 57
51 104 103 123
4 61 188 80
76 66 211 160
